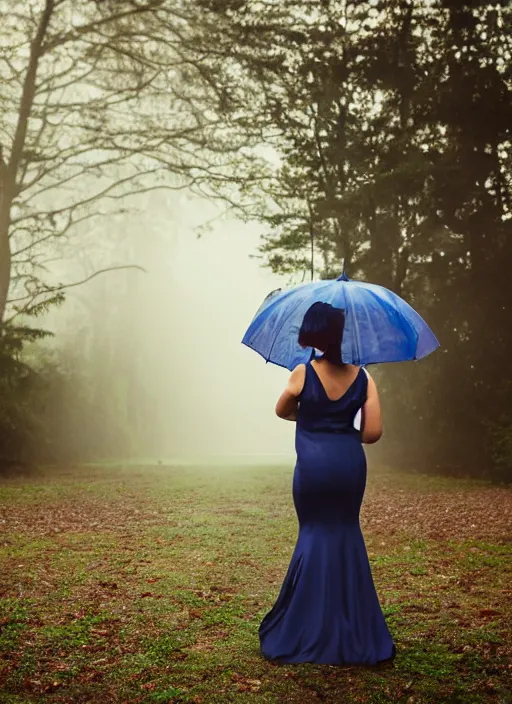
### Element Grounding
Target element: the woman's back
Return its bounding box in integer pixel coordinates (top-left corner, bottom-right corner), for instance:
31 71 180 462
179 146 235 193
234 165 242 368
297 359 367 435
309 359 361 401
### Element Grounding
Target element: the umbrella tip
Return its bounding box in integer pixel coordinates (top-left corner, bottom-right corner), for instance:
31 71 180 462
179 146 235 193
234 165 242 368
337 271 349 282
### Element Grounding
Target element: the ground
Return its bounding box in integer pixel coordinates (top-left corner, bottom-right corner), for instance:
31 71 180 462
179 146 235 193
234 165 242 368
0 462 510 703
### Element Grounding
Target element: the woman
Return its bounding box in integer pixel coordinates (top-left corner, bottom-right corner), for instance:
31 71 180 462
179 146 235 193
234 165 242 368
258 301 396 665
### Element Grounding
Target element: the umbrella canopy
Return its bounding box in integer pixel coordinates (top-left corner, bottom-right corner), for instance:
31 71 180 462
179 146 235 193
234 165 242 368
242 272 439 370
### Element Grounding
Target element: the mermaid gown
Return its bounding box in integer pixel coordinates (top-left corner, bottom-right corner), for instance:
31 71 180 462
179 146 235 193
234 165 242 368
259 362 397 665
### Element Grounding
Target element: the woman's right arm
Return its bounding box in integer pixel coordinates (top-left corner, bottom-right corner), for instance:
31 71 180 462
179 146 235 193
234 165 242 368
361 372 383 444
275 364 306 421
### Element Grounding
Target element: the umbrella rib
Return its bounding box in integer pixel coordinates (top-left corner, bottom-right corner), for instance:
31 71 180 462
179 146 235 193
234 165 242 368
266 307 298 364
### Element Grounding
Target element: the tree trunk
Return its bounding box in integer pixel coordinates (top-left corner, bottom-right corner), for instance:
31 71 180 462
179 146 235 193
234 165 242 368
0 0 54 323
0 184 12 324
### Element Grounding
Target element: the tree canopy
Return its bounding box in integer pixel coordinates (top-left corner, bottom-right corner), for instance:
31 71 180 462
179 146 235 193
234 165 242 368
197 0 512 477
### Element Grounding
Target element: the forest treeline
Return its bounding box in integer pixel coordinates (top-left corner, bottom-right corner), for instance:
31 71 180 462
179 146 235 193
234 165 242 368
0 1 510 480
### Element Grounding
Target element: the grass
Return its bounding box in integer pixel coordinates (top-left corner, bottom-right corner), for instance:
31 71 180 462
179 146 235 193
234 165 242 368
0 462 510 703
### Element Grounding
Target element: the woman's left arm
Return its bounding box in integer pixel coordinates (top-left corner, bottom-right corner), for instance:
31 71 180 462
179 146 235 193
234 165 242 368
275 364 306 421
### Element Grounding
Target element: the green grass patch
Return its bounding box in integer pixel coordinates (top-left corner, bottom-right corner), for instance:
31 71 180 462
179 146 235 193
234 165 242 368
0 463 510 703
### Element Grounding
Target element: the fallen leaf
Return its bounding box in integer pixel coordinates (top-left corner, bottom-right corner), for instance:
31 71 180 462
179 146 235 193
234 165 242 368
479 609 500 617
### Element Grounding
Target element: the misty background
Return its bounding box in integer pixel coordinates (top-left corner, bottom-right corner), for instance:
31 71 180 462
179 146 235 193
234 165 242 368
0 1 510 481
36 190 297 464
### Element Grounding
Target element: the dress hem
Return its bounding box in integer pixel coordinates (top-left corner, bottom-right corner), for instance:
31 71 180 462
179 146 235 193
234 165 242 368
260 642 397 667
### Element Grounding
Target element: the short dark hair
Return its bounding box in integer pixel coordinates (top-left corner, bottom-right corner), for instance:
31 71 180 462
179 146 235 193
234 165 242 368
298 302 345 365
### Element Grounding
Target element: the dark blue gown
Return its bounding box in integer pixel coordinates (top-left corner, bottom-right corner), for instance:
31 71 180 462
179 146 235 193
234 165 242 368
259 361 397 665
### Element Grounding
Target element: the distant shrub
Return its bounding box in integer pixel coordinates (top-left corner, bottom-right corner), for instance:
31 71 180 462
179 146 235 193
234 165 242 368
0 323 53 468
485 414 512 484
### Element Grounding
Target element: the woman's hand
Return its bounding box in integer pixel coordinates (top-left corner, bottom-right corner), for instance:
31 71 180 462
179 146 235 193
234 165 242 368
275 364 306 421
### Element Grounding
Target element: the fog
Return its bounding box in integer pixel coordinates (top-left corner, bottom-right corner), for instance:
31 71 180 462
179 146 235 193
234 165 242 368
42 189 297 465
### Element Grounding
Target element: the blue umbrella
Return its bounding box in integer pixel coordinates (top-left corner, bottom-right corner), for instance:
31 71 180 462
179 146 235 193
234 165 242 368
242 272 439 370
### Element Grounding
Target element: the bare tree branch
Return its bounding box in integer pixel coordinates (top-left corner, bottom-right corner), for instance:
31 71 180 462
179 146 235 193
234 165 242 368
0 0 267 322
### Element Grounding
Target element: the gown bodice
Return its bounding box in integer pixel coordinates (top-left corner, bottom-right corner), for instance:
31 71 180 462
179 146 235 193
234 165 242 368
296 362 368 435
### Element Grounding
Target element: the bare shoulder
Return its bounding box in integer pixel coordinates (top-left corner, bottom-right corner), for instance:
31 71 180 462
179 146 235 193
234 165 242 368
288 363 306 396
361 366 373 380
362 368 379 394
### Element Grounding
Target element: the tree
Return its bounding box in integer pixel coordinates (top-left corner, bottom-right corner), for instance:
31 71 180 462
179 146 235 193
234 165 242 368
0 0 263 323
196 0 512 477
